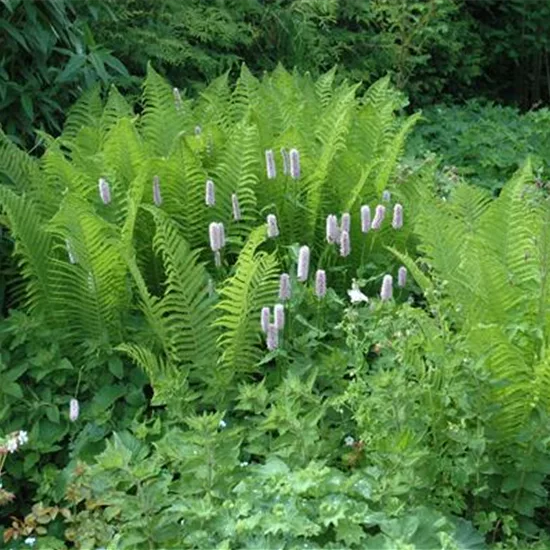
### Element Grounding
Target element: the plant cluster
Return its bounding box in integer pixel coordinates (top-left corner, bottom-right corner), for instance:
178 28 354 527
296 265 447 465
2 66 550 549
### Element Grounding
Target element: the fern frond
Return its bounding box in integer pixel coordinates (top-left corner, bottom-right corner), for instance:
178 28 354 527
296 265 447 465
0 187 52 313
215 226 279 379
315 66 338 108
47 196 128 349
196 71 233 132
140 63 189 156
149 209 218 368
371 113 419 195
100 86 134 140
103 117 147 187
212 122 261 245
229 64 260 125
160 139 209 250
305 84 358 242
116 342 188 407
62 85 103 141
0 130 39 191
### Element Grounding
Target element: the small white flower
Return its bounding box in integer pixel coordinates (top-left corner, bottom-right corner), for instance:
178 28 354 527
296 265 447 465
219 419 227 429
6 437 18 453
347 280 369 304
24 537 37 547
240 461 249 467
344 436 355 447
18 430 28 445
69 398 80 422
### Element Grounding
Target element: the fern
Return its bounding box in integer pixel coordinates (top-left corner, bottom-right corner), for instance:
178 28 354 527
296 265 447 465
314 66 338 108
62 86 103 142
140 63 190 156
149 209 218 369
403 159 550 440
47 196 129 350
373 113 421 194
215 226 279 381
0 65 419 392
0 131 40 191
0 187 51 314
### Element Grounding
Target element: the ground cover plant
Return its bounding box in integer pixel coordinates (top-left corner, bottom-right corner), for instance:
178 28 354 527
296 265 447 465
1 65 550 549
406 101 550 194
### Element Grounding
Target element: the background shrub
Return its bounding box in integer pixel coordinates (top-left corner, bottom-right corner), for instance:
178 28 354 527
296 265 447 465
406 101 550 193
0 0 132 146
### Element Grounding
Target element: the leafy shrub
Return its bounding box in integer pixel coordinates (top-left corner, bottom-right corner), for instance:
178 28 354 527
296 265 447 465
0 311 147 529
466 0 550 107
0 0 132 146
93 0 257 92
92 0 483 105
406 101 550 193
4 296 492 549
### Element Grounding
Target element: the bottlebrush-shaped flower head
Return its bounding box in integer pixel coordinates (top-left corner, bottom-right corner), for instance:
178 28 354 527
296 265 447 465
315 269 327 298
392 203 403 229
267 214 279 238
380 274 393 301
98 177 111 205
153 175 162 206
274 304 285 330
371 204 386 230
279 273 291 301
361 205 371 233
289 148 300 180
326 214 339 243
205 179 216 207
209 222 222 252
265 149 276 179
397 266 407 287
297 245 310 282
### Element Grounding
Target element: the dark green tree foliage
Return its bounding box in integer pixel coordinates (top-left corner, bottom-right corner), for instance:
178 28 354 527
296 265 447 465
0 0 131 146
465 0 550 108
92 0 550 108
93 0 258 91
93 0 483 104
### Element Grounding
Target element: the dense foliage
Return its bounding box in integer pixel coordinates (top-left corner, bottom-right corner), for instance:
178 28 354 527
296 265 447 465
467 0 550 108
406 101 550 193
92 0 482 102
2 0 550 149
2 64 550 548
0 0 132 146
